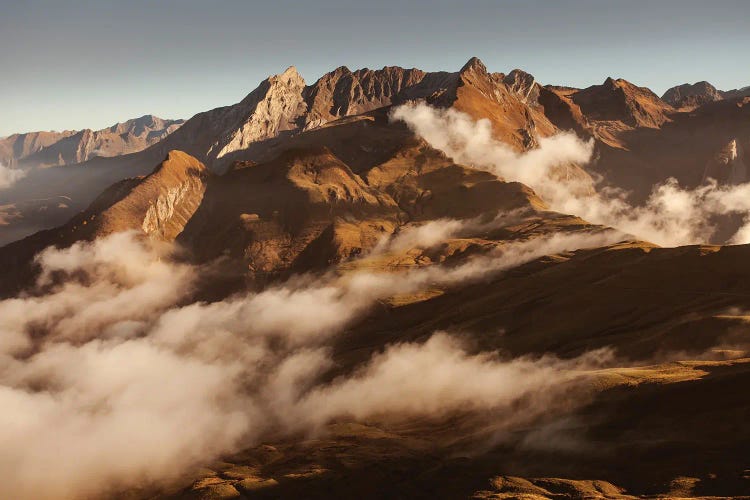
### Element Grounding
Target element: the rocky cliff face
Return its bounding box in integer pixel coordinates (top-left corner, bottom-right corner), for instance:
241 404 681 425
703 138 748 185
208 66 308 160
301 66 431 130
439 58 557 149
0 115 184 168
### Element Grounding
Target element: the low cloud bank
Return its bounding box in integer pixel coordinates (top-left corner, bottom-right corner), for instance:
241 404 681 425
391 103 750 246
0 162 26 190
0 231 619 499
370 208 533 255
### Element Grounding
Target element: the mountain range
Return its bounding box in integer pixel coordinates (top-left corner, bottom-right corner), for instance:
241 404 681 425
2 58 748 247
1 58 750 499
661 80 750 109
0 114 183 168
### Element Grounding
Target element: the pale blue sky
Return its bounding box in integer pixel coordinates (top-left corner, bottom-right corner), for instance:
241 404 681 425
1 0 748 137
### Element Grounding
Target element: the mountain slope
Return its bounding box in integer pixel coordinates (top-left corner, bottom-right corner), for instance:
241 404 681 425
91 150 208 239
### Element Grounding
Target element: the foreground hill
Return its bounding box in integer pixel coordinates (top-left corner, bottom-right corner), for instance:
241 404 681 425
133 235 750 499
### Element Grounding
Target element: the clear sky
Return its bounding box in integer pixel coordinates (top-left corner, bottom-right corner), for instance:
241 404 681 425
1 0 748 137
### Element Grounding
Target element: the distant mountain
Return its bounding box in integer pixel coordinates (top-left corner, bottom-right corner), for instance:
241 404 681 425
662 81 750 109
570 77 674 128
662 81 724 109
723 85 750 100
0 115 184 168
541 78 750 201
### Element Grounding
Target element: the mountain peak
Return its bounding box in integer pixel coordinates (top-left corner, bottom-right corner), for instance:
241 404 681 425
158 150 207 173
269 66 306 87
460 57 487 74
603 76 620 88
281 65 300 77
662 81 723 109
572 77 673 128
332 65 352 75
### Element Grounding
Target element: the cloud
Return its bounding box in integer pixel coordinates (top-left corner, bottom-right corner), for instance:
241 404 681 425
287 333 612 431
370 208 533 255
0 161 26 190
0 232 195 353
391 103 750 246
390 103 595 201
151 228 623 351
0 230 623 498
558 178 750 246
0 340 251 500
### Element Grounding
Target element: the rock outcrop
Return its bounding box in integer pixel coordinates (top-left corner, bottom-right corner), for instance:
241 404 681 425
703 138 747 185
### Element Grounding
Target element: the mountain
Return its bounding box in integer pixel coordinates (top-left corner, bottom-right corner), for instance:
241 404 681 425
3 58 750 247
533 78 750 201
89 150 208 239
3 58 750 499
662 81 724 109
0 106 560 296
662 81 750 110
0 58 571 245
0 114 183 168
570 77 674 129
177 110 552 282
160 57 556 172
